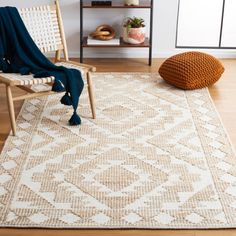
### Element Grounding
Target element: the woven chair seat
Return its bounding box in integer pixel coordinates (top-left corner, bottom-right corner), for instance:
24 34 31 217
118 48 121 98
0 62 86 86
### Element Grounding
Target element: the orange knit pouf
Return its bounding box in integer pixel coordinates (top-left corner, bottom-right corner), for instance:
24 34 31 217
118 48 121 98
158 51 225 90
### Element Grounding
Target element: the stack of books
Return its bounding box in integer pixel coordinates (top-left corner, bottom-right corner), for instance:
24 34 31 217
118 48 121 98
87 36 120 45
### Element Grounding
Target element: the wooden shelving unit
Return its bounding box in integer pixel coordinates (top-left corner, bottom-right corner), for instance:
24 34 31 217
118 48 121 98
80 0 154 65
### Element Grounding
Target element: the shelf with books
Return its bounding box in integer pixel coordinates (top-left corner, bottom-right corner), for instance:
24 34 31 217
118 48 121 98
83 37 150 47
80 0 154 65
82 0 151 8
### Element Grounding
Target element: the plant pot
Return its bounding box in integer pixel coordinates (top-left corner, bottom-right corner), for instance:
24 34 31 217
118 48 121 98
123 26 146 44
124 0 139 6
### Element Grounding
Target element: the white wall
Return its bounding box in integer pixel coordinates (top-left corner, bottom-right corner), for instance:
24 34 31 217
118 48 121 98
1 0 236 58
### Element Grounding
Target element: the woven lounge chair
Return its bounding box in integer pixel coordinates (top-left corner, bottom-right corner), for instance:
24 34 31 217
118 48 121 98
0 0 96 136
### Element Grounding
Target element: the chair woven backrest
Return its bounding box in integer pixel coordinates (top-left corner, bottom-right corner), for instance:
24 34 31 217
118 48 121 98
18 3 64 54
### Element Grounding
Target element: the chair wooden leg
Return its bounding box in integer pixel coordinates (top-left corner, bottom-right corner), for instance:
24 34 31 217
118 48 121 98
6 85 16 136
87 72 96 119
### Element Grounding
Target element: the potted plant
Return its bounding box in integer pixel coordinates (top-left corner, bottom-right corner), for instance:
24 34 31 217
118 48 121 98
123 17 146 44
124 0 139 6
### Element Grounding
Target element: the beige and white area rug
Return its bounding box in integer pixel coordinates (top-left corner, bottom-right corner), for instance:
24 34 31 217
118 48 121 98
0 73 236 229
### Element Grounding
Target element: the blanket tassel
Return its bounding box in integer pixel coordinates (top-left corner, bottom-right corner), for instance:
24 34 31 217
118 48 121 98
61 92 72 106
52 79 65 92
69 111 81 126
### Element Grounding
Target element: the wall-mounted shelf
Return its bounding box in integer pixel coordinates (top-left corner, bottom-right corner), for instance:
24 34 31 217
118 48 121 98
80 0 154 65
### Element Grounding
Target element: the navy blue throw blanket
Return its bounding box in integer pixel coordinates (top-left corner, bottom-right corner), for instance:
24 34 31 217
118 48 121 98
0 7 84 125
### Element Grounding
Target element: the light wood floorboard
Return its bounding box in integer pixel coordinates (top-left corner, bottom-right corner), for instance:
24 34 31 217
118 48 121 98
0 58 236 236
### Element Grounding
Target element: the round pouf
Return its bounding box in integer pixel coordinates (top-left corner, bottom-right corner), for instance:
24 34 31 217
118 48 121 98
158 51 225 90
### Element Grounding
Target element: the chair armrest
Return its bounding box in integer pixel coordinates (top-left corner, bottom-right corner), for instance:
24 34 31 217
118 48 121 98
57 59 96 72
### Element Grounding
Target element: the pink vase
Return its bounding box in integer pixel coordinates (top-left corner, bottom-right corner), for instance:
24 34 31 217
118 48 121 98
123 27 146 44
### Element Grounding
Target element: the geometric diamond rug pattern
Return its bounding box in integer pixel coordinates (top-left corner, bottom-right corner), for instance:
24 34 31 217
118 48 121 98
0 73 236 229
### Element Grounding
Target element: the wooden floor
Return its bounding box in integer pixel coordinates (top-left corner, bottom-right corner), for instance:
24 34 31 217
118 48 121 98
0 58 236 236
